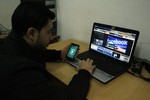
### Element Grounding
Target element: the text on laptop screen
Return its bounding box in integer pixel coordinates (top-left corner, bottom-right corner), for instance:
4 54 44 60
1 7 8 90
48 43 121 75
90 24 137 63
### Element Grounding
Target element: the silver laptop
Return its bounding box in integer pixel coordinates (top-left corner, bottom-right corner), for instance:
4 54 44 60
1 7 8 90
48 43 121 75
67 22 139 84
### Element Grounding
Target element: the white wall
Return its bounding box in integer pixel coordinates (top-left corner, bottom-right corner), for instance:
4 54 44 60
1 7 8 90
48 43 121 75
56 0 150 60
0 0 20 29
0 0 150 60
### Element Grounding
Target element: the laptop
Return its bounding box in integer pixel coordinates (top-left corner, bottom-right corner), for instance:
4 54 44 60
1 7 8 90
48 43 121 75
67 22 139 84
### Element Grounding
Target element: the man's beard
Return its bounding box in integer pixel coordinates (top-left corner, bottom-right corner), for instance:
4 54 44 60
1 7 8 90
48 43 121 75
32 41 48 51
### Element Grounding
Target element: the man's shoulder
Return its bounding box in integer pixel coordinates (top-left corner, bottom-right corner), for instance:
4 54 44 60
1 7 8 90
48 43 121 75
0 53 45 83
0 53 42 73
0 53 48 96
0 53 36 64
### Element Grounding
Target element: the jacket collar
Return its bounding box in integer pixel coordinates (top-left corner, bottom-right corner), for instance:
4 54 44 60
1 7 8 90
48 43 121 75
3 31 45 64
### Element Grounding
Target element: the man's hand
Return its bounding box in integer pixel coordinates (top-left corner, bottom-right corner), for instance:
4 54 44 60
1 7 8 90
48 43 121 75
79 58 95 74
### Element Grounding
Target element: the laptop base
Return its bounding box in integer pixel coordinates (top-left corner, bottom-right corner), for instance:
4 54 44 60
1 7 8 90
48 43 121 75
66 58 115 84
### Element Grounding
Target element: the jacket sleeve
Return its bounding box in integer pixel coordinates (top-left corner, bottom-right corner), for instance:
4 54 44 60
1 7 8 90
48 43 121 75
42 49 62 61
65 69 91 100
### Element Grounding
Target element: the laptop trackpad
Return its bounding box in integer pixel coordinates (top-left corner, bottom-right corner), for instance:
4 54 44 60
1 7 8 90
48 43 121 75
93 68 115 83
66 58 115 83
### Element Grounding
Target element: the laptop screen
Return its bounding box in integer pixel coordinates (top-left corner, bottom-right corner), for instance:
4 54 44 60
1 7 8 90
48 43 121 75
90 23 139 63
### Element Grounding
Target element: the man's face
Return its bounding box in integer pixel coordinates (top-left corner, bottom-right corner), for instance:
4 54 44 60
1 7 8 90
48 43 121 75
34 19 53 50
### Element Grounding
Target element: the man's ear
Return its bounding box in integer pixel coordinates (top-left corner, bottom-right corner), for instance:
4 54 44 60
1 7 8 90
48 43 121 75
26 27 38 41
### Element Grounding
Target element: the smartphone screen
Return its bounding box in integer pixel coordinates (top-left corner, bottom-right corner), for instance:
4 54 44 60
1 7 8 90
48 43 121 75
66 43 79 60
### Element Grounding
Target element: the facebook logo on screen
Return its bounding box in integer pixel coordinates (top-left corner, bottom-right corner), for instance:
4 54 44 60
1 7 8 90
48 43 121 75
106 36 128 53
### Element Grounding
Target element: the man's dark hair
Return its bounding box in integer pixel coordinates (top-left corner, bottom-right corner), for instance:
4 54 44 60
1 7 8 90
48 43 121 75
11 2 55 36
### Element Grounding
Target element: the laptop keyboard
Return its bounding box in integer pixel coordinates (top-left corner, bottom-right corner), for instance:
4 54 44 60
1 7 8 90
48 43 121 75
77 51 128 76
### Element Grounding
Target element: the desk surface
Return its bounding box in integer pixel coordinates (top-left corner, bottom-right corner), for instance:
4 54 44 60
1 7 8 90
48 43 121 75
46 39 150 100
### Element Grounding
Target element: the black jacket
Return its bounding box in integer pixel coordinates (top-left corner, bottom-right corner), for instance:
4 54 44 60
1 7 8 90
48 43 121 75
0 32 91 100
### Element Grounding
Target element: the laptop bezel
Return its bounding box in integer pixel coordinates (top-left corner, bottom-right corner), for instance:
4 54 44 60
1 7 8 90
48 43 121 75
89 22 140 65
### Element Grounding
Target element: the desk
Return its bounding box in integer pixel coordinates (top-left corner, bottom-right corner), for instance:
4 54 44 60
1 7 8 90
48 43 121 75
46 39 150 100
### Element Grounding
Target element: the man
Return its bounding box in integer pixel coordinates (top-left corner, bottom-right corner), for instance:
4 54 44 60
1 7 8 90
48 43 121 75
0 2 95 100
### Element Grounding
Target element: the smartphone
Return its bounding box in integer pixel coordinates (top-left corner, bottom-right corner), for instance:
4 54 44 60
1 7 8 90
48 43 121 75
66 43 79 61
